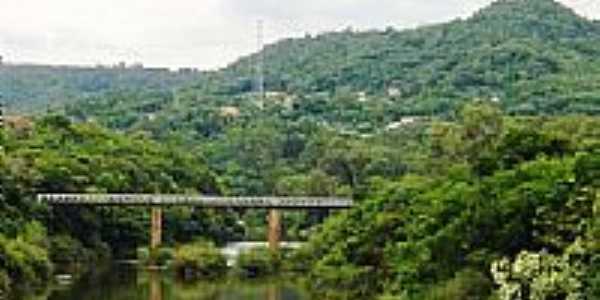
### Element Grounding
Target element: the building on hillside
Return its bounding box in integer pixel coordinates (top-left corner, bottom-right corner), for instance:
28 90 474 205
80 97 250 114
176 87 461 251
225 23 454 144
357 91 368 102
385 116 423 131
219 106 241 119
387 87 401 97
4 116 34 135
265 91 295 110
146 113 156 121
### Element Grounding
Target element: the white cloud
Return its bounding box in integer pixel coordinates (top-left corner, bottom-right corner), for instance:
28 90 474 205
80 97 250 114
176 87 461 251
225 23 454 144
0 0 598 69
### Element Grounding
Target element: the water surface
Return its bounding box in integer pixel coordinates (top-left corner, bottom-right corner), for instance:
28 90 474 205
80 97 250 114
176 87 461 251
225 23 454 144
20 265 314 300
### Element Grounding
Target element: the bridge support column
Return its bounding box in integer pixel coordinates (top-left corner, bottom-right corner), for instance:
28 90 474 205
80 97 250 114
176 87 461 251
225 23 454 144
150 207 162 250
267 209 281 251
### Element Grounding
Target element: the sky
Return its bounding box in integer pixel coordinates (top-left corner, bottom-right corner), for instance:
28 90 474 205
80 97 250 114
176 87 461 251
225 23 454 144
0 0 599 70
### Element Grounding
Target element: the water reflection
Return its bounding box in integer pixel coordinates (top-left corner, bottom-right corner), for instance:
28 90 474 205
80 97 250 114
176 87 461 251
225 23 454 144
149 271 162 300
28 265 312 300
267 285 280 300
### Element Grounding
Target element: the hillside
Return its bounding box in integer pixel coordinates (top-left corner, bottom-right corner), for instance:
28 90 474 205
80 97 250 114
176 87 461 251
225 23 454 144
0 64 200 113
216 0 600 113
43 0 600 141
4 0 600 133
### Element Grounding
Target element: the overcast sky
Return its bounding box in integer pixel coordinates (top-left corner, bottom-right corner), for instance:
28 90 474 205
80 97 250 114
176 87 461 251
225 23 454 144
0 0 598 70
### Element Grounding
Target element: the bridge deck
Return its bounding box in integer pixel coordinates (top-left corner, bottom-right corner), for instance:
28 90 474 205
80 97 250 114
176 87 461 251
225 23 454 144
37 194 353 209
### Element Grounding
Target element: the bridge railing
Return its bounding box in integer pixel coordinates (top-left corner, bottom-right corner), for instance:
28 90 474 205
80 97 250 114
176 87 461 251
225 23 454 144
37 194 353 209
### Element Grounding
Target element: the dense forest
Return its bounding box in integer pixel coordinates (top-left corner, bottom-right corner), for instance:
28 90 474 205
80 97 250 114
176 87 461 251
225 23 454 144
50 0 599 141
1 0 600 299
3 0 600 124
299 109 600 299
0 64 200 113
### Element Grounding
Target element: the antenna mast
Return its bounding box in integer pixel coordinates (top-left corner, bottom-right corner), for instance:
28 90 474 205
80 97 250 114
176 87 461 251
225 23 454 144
256 20 265 101
0 95 4 135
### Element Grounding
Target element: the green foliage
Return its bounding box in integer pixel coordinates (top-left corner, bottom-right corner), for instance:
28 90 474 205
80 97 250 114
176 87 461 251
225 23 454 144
309 264 376 299
0 222 52 290
0 65 198 113
0 270 10 296
173 242 227 280
235 248 281 278
2 115 228 256
49 234 99 264
2 2 600 298
491 241 586 300
459 103 504 175
297 104 600 299
0 0 590 143
137 247 150 264
587 255 600 299
137 247 174 266
420 268 492 300
155 248 175 266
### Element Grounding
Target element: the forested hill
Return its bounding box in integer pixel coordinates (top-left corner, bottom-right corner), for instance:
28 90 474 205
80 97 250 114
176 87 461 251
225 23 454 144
45 0 600 137
0 64 200 113
212 0 600 114
4 0 600 131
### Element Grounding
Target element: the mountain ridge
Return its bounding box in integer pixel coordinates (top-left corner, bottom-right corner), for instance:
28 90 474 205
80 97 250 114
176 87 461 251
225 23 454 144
4 0 600 131
217 0 599 92
55 0 600 136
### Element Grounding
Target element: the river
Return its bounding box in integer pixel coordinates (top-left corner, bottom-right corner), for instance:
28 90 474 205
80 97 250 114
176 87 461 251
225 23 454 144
15 264 315 300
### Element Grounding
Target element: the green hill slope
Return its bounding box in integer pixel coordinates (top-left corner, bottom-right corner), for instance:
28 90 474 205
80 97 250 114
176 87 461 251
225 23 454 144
215 0 600 113
0 64 199 113
5 0 600 134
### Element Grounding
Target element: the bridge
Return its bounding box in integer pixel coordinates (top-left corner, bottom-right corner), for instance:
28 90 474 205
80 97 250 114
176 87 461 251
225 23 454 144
38 194 353 251
37 194 352 208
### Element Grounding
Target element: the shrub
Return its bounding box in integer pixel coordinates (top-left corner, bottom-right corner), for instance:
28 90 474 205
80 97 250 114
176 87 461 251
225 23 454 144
584 254 600 299
235 248 281 278
173 242 227 280
155 248 174 266
309 263 376 299
286 245 316 272
0 270 11 296
0 233 52 287
423 268 492 300
19 222 47 247
49 235 91 264
491 244 585 300
138 247 174 266
137 247 151 263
